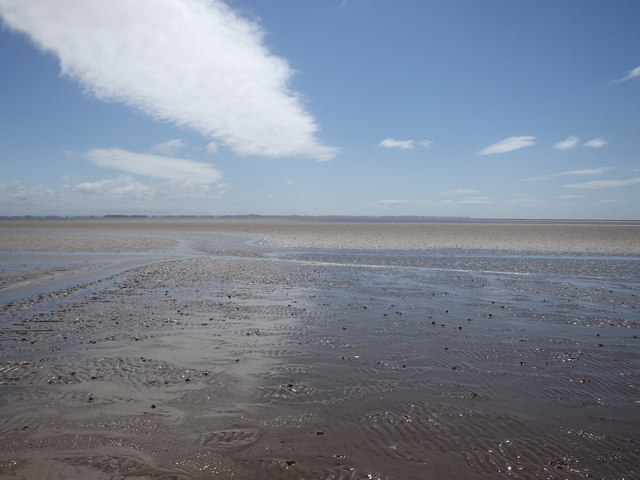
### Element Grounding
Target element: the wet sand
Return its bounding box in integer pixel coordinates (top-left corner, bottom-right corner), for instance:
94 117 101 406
1 218 639 479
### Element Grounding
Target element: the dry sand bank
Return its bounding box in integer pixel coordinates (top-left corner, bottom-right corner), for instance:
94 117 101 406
0 234 177 253
2 218 640 254
1 220 639 479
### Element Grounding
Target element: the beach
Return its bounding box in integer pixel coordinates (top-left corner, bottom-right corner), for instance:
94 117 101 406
1 218 639 479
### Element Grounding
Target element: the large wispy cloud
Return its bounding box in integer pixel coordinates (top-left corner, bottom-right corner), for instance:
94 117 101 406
526 166 612 181
478 136 535 155
378 139 433 150
564 177 640 189
0 0 336 160
82 148 222 185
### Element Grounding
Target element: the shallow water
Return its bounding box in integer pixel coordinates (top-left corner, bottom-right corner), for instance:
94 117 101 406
0 219 639 479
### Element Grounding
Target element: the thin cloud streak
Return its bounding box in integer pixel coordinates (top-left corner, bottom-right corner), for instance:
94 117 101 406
526 166 612 181
554 135 580 150
83 148 222 185
0 0 336 160
564 177 640 189
478 136 535 155
583 138 607 148
378 139 414 149
378 138 433 150
561 167 612 175
615 65 640 83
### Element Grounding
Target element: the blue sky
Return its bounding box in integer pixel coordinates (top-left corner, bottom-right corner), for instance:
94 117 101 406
1 0 639 219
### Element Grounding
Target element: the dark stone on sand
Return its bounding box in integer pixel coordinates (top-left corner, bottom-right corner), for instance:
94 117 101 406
550 458 569 471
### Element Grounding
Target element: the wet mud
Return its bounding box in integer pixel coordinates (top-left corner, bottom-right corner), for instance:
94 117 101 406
1 219 639 479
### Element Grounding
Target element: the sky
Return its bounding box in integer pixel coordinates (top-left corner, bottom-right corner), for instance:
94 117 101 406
0 0 639 219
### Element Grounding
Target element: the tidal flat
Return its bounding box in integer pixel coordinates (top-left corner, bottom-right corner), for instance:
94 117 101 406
1 218 639 479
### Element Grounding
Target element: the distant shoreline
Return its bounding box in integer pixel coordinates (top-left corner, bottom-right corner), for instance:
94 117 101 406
1 215 639 226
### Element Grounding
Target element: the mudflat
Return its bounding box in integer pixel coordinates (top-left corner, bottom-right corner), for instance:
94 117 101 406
2 217 640 253
1 218 639 479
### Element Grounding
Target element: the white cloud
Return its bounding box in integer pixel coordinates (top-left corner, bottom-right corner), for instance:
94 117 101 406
554 135 580 150
583 138 607 148
616 65 640 83
0 181 56 205
75 176 154 198
564 177 640 189
526 166 612 181
478 136 535 155
553 136 607 150
82 148 222 185
0 0 335 161
152 139 185 155
377 138 433 150
562 167 612 175
378 139 415 150
75 174 214 199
